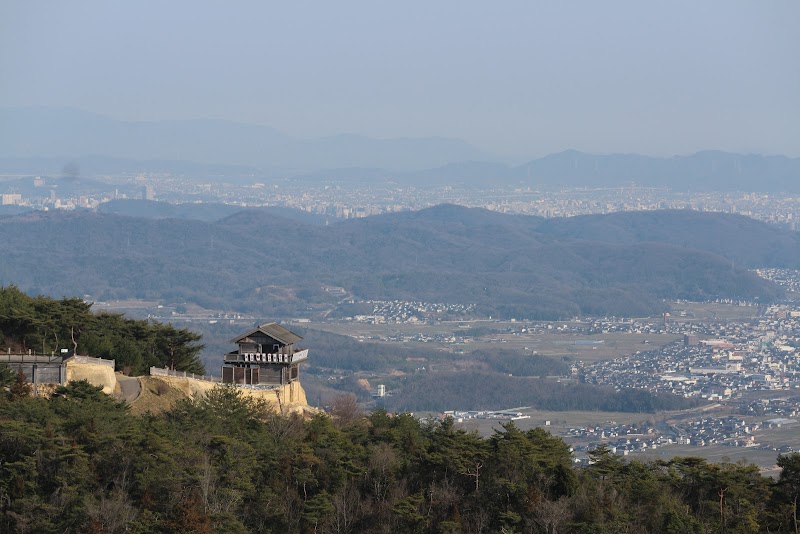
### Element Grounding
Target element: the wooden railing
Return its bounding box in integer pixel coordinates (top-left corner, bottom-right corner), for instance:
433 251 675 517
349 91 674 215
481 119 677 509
224 349 309 364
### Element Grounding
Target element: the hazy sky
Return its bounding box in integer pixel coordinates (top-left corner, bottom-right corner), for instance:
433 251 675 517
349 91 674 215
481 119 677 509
1 1 798 158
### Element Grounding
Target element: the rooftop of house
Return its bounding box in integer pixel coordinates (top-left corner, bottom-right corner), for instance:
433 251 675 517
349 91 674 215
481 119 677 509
229 322 303 346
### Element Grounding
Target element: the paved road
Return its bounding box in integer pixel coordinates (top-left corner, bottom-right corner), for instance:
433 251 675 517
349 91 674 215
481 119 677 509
116 375 141 404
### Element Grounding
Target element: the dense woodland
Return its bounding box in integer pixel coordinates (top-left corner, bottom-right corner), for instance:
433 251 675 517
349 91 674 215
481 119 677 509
0 286 205 375
1 375 800 533
0 206 793 320
382 371 701 413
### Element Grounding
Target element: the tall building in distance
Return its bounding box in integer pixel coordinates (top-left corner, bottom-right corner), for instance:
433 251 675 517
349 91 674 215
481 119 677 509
1 193 22 205
142 185 155 201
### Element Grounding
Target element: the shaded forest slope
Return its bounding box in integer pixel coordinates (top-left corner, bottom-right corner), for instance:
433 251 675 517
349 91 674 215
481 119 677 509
0 206 792 319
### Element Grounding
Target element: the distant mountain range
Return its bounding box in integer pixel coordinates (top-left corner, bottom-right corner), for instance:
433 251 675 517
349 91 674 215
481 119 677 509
0 107 486 172
2 107 799 190
0 205 793 320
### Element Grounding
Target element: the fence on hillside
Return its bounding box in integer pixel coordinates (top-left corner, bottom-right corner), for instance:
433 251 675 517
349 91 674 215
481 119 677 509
64 355 116 368
0 352 64 364
1 352 68 386
149 367 221 383
3 362 65 386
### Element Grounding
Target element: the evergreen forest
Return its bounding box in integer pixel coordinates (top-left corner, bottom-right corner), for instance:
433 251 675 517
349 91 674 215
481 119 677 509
0 285 205 375
1 375 800 533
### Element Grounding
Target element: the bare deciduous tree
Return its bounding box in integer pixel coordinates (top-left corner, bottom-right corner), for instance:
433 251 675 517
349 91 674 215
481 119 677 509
329 393 363 428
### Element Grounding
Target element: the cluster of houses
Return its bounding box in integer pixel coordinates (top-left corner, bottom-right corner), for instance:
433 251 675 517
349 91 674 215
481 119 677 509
580 306 800 400
670 416 761 448
566 414 798 458
756 268 800 293
345 299 477 324
439 410 531 422
740 398 800 418
502 317 675 338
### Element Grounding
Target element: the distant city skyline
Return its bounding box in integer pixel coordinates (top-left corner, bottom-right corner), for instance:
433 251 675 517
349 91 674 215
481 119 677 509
1 1 799 158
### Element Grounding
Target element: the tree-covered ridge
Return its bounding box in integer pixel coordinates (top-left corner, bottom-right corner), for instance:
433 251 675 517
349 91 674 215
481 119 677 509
1 378 800 533
0 207 788 320
0 285 204 375
384 370 702 413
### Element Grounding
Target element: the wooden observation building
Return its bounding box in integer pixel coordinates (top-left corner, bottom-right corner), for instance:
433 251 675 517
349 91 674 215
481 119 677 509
222 323 308 386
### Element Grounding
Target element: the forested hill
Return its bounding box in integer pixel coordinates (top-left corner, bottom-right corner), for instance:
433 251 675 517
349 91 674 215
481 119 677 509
2 380 800 532
536 209 800 268
0 206 792 319
97 199 329 225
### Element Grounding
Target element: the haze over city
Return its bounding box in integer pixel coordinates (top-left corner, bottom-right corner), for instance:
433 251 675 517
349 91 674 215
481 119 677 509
2 1 799 161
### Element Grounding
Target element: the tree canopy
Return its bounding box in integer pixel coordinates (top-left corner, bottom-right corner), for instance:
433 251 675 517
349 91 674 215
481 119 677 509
0 285 204 374
0 381 797 533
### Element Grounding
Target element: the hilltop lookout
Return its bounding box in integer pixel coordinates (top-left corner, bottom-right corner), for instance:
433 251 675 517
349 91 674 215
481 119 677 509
222 323 308 386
